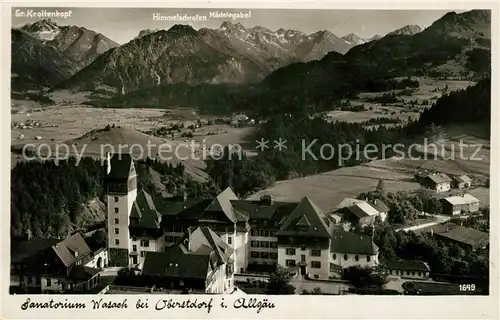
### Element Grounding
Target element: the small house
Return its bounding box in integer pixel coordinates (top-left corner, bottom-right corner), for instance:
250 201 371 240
441 194 480 215
452 175 472 189
421 173 452 193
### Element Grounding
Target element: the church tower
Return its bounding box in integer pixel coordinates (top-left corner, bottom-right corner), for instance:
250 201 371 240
105 153 137 266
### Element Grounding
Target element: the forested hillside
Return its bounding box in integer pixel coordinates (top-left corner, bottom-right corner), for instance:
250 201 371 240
10 158 216 238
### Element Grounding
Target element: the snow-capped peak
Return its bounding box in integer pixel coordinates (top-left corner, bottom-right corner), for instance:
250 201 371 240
21 19 61 41
341 33 367 45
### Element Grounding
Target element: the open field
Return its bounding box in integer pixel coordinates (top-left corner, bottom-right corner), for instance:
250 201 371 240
10 105 255 180
249 123 489 213
248 161 421 212
326 78 475 126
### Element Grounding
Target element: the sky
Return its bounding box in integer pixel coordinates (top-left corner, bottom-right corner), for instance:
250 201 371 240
11 8 461 44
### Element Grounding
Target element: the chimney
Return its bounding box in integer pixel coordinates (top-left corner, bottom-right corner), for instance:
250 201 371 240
260 195 274 206
106 152 111 175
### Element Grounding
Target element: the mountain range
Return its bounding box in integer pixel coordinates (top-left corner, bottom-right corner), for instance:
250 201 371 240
96 9 490 115
12 19 118 90
59 22 381 93
11 10 490 97
12 19 382 92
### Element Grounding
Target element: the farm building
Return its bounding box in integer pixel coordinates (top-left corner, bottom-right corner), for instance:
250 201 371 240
441 194 480 215
426 223 489 250
335 198 389 227
420 173 452 193
452 175 472 189
385 259 430 280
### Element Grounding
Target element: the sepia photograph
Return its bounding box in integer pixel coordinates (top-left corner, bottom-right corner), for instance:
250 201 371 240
7 4 492 304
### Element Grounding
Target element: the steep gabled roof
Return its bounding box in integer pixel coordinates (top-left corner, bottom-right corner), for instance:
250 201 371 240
276 197 331 238
330 231 378 255
108 153 135 180
203 187 241 223
52 233 92 268
130 189 162 230
194 226 234 265
142 246 210 280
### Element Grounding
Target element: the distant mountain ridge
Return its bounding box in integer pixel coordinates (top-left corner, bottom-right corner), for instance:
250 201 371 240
387 24 422 36
12 19 118 91
11 29 78 91
58 22 373 93
13 10 490 96
19 19 118 67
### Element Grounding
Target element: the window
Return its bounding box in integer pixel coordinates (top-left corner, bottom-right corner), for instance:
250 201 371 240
227 237 232 245
251 251 259 258
27 276 32 284
114 228 119 235
46 278 51 287
141 240 150 247
417 271 421 276
286 259 296 267
343 254 348 261
251 229 258 237
301 254 306 262
411 271 415 276
140 251 145 257
301 245 306 251
355 255 359 261
311 249 321 257
114 218 119 224
132 245 137 252
286 248 296 255
114 197 119 202
114 208 119 213
366 255 371 262
260 252 270 259
251 241 259 248
260 230 269 237
270 252 278 259
260 241 269 248
270 242 278 249
311 261 321 269
115 239 120 245
332 253 337 260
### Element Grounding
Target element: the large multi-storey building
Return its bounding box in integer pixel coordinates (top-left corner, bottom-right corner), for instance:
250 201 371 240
105 154 379 283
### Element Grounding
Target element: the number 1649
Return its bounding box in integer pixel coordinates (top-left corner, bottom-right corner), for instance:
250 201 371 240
459 284 476 291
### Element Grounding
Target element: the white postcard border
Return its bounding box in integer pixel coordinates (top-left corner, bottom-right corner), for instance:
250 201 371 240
1 1 499 319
